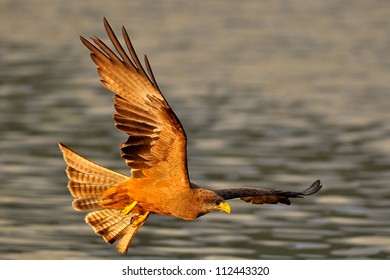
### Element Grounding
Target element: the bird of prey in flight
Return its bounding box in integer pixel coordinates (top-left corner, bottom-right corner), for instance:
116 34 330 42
59 18 322 254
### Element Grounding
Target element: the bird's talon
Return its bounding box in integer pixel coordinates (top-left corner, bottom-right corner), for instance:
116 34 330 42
121 201 138 216
131 212 150 227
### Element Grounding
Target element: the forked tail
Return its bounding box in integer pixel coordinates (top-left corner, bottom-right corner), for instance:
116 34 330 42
58 143 149 253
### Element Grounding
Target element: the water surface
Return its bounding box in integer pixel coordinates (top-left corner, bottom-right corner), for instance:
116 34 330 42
1 0 389 259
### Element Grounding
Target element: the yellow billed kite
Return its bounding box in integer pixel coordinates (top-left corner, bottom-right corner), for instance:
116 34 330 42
59 18 322 254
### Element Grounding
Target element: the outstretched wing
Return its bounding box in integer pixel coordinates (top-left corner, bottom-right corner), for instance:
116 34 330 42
80 18 189 182
214 180 322 205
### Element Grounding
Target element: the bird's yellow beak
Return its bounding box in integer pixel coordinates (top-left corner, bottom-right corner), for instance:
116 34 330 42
216 202 231 214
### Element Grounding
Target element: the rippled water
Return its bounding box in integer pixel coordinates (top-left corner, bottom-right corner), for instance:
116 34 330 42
1 0 390 259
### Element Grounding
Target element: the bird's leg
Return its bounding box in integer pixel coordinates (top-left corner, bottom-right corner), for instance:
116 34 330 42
131 211 150 227
120 201 138 216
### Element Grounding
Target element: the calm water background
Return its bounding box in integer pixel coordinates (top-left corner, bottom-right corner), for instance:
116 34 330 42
1 0 389 259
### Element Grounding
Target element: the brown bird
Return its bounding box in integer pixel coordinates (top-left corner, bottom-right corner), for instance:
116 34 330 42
59 18 322 254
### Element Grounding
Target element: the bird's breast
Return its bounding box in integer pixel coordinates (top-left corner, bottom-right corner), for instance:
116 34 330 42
101 177 198 220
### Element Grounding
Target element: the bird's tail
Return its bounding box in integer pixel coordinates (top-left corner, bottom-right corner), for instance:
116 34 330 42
58 143 148 253
58 142 127 210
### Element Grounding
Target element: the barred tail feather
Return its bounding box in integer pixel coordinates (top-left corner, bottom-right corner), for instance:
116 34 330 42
85 209 149 253
68 181 111 198
59 143 148 253
116 224 145 253
72 197 102 211
58 142 128 210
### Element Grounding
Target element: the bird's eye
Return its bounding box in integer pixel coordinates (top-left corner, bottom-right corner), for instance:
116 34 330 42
216 200 222 206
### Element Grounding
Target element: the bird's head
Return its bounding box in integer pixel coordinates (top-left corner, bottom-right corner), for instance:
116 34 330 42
192 188 231 217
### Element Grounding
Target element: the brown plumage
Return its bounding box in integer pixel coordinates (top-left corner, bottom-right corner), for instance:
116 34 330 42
59 18 322 254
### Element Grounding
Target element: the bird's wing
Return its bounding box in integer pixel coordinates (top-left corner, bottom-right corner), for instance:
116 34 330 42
214 180 322 205
81 18 189 182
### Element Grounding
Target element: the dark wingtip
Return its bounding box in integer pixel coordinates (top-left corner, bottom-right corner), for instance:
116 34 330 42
103 16 111 32
302 180 322 196
79 35 87 44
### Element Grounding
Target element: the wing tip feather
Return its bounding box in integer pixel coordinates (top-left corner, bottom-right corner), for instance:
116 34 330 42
302 179 322 196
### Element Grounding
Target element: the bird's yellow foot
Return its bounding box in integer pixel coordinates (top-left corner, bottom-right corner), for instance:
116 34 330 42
131 212 150 227
121 201 138 216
